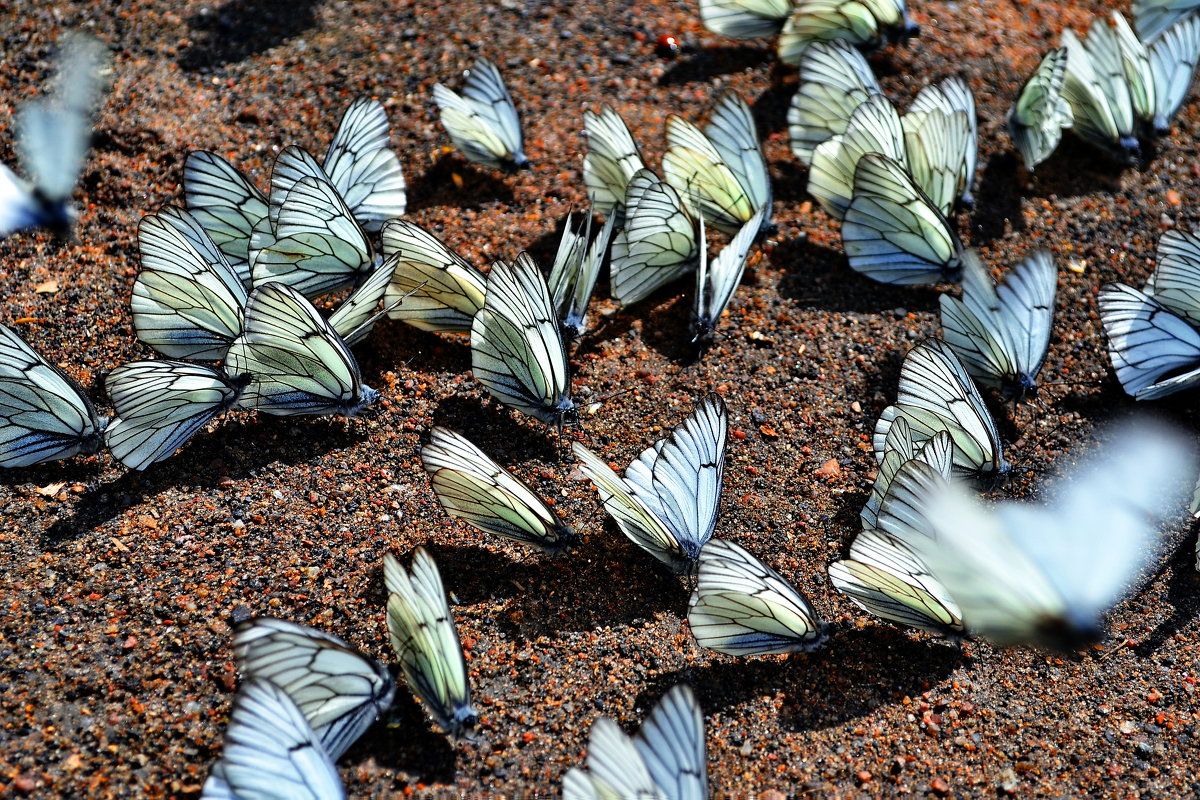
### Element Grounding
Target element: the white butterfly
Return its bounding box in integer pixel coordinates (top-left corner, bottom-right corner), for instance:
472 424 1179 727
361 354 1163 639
807 93 906 220
842 153 964 285
1007 48 1072 171
0 322 107 468
911 421 1192 650
939 250 1057 401
0 34 107 239
662 93 772 235
104 360 243 471
231 617 395 762
319 97 408 231
383 549 478 738
860 416 951 531
471 252 576 427
563 717 662 800
433 57 528 171
420 425 580 554
698 0 792 39
225 282 380 418
325 258 399 348
1099 285 1200 400
903 77 977 211
873 338 1007 481
1147 14 1200 134
1059 21 1141 161
787 40 883 165
582 106 647 221
777 0 918 66
687 537 829 655
693 208 765 342
574 395 727 574
380 219 487 333
610 169 700 305
1134 0 1200 41
183 151 268 286
547 212 616 339
200 677 346 800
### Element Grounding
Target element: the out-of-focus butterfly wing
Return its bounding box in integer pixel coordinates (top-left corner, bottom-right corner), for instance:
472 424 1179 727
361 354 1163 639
699 0 792 38
1008 48 1072 171
1148 14 1200 132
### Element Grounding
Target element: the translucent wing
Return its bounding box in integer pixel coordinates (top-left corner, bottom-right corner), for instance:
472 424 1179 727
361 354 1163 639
842 153 963 285
633 686 709 800
201 677 345 800
1134 0 1200 41
581 718 663 800
1060 27 1140 160
0 166 43 239
104 360 241 471
225 282 379 417
470 253 575 426
383 549 478 738
703 93 772 231
327 257 397 347
698 0 792 38
231 617 395 762
264 146 327 229
663 114 757 235
421 426 580 553
1149 228 1200 323
687 537 829 655
1148 14 1200 133
1098 281 1200 399
787 40 883 165
1007 48 1072 171
693 208 764 341
433 58 527 171
610 169 699 305
861 422 952 530
0 323 106 468
548 212 615 338
583 106 647 220
322 97 407 231
132 206 249 360
808 94 907 220
381 219 487 333
183 151 268 283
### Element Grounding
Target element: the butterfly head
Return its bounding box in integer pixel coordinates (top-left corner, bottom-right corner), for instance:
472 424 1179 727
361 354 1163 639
342 385 381 418
446 702 481 740
1117 135 1141 165
546 522 582 555
502 153 530 173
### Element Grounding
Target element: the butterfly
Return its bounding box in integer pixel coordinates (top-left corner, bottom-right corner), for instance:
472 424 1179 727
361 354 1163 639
433 57 528 171
698 0 792 39
1007 48 1072 170
662 93 773 235
582 106 647 222
574 395 727 574
873 338 1008 481
420 425 580 554
547 212 616 339
104 360 244 471
808 93 907 220
1059 19 1141 161
0 34 107 239
0 322 107 468
687 537 830 655
939 250 1057 401
230 617 395 762
225 282 380 418
317 97 408 232
1146 14 1200 134
1134 0 1200 41
692 208 765 342
911 421 1192 650
903 77 978 211
777 0 918 67
787 40 883 165
379 219 487 333
383 549 478 738
609 169 700 305
200 677 346 800
841 153 964 285
182 151 267 286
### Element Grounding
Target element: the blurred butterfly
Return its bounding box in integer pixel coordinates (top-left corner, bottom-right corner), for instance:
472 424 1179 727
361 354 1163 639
225 282 380 418
610 169 700 305
698 0 791 38
0 322 107 468
687 537 829 655
912 421 1192 650
231 617 395 762
692 208 765 342
1008 48 1072 170
574 395 727 574
547 211 615 339
433 57 528 171
1135 0 1200 41
903 77 977 211
663 93 772 236
562 712 662 800
420 426 580 554
200 677 346 800
582 106 647 222
808 93 906 220
873 338 1008 481
777 0 918 66
842 153 964 285
1059 19 1141 161
104 360 244 471
0 34 107 239
383 549 478 738
939 250 1057 401
379 219 486 333
787 40 883 165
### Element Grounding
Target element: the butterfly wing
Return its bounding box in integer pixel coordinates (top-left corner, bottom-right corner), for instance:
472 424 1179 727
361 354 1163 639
583 718 664 800
788 40 883 165
1008 47 1072 170
610 169 700 305
183 151 269 283
381 219 487 332
662 115 756 235
1149 228 1200 323
1098 281 1200 399
433 58 527 170
322 97 407 231
699 0 792 38
693 208 763 340
583 106 647 220
1148 14 1200 132
704 93 772 229
327 257 397 347
808 94 907 220
633 685 709 800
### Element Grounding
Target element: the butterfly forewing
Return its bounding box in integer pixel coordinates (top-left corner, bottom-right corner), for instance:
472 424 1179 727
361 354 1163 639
323 97 407 231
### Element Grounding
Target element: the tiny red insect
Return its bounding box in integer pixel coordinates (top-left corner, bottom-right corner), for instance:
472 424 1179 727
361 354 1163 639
656 34 680 58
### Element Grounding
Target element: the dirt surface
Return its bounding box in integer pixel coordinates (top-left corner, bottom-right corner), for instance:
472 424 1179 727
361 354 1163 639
1 0 1199 797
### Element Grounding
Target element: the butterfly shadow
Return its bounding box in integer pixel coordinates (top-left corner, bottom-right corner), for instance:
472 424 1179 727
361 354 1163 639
348 690 459 784
771 159 810 203
430 396 568 463
656 45 776 87
177 0 323 72
748 82 796 138
1131 532 1200 658
1016 134 1131 200
409 158 515 210
968 152 1027 247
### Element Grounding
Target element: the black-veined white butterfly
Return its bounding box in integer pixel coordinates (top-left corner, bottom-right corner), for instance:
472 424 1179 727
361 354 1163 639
104 360 243 471
860 416 951 531
383 549 478 738
609 169 700 305
1146 14 1200 134
231 617 395 762
0 34 107 239
225 282 380 418
562 715 661 800
842 153 964 285
380 219 487 333
693 208 765 342
1099 282 1200 399
574 395 727 574
662 93 773 235
873 338 1007 481
807 93 906 220
582 106 647 222
200 677 346 800
1008 48 1072 171
433 57 528 171
547 212 615 339
420 426 580 554
698 0 792 39
687 537 829 655
904 77 977 211
325 257 398 348
787 40 883 165
939 249 1057 401
0 322 107 468
472 253 576 427
182 151 267 286
319 97 408 231
911 421 1192 650
777 0 917 67
1135 0 1200 41
1059 20 1141 160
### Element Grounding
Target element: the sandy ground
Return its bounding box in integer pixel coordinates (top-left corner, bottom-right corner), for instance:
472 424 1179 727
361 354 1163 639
0 0 1198 797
